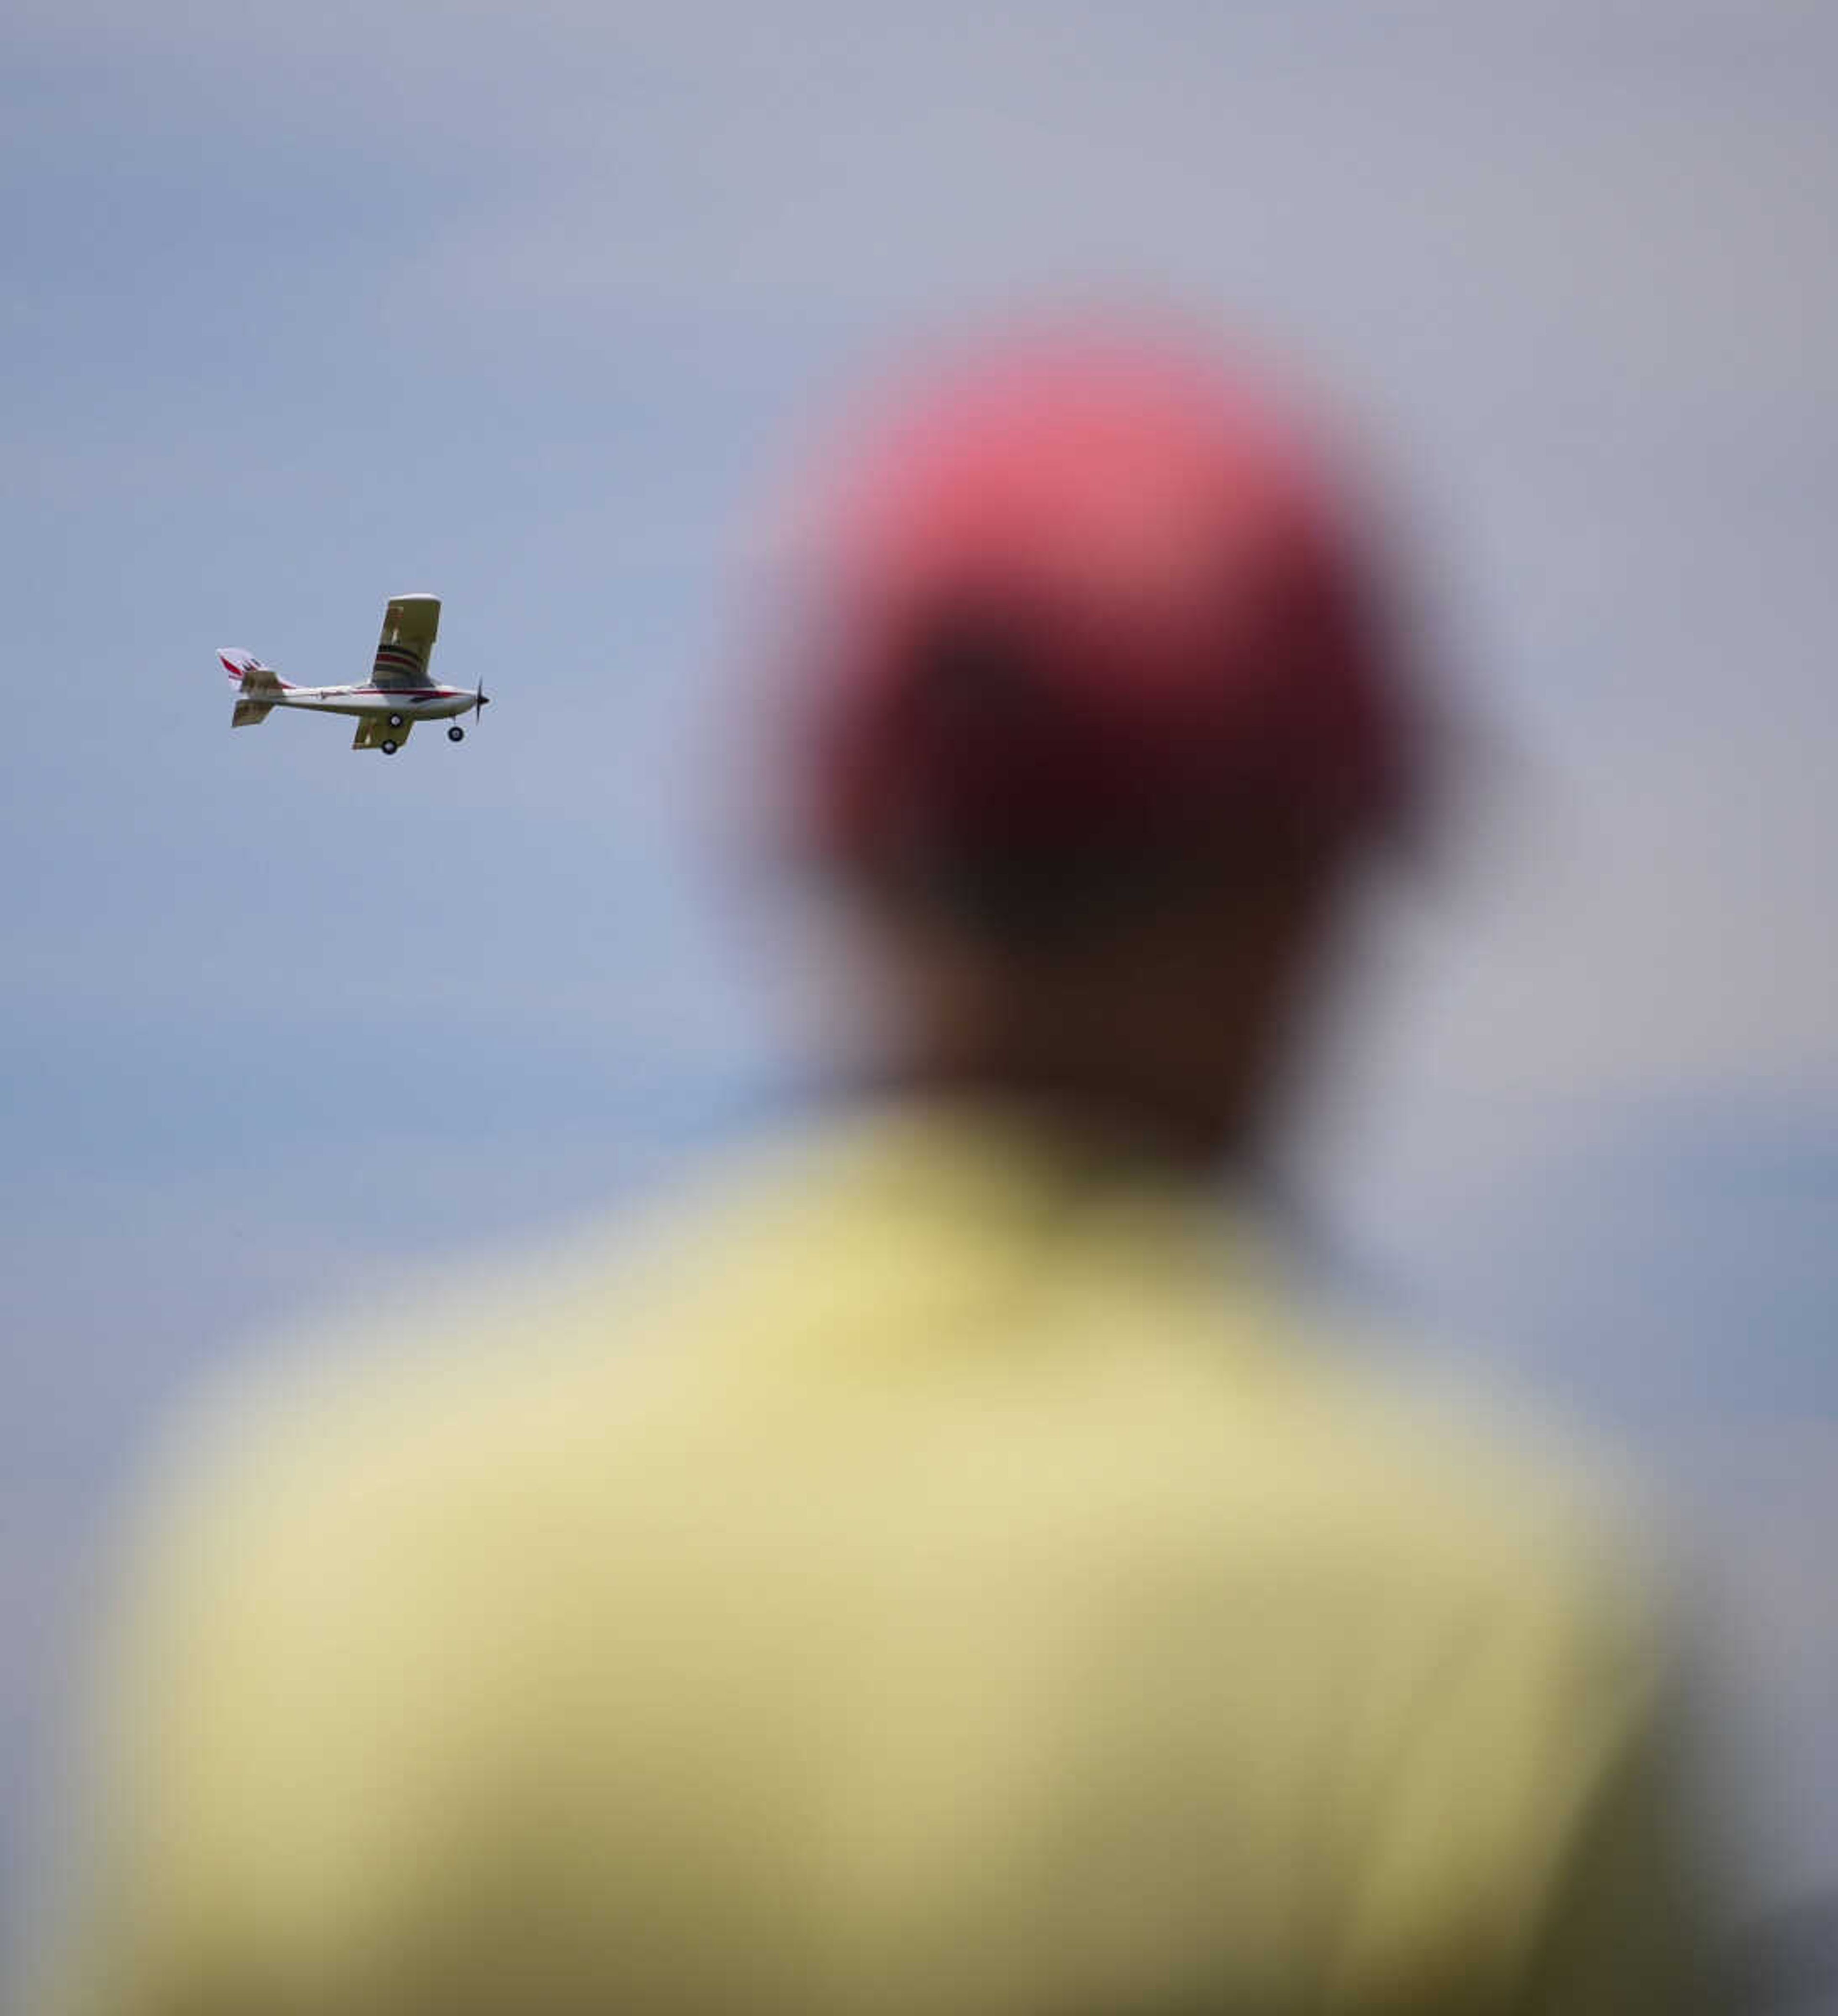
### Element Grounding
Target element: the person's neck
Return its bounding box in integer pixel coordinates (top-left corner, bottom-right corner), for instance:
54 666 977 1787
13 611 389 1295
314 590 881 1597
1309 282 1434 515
881 1056 1250 1177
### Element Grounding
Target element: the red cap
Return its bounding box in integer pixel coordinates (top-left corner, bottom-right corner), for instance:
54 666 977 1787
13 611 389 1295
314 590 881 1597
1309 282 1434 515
776 325 1426 889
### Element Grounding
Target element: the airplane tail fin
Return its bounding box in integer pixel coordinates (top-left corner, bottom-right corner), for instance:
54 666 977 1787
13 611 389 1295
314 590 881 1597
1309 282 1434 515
220 648 286 726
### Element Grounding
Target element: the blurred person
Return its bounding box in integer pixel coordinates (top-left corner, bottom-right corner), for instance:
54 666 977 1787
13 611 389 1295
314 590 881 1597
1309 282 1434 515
33 324 1718 2016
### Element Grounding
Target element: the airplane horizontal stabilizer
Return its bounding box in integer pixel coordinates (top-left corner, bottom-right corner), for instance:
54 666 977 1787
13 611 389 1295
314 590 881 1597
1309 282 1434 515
219 649 285 696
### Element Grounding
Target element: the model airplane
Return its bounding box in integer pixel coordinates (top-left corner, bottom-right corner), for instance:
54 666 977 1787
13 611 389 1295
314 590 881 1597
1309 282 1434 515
219 594 486 753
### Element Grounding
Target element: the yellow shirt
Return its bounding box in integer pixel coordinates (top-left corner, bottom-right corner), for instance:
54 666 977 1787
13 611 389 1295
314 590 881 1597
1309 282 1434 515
44 1102 1712 2016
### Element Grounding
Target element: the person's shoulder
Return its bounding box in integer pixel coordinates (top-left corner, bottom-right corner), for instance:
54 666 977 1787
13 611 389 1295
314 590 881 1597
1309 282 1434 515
121 1129 843 1579
1262 1333 1721 2015
1278 1315 1682 1682
115 1208 661 1601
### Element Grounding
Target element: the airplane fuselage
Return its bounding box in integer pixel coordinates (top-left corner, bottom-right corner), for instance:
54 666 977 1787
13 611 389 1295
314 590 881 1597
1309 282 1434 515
270 683 478 721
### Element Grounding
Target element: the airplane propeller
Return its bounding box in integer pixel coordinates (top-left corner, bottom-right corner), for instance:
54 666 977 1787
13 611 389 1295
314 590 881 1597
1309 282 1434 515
473 677 489 725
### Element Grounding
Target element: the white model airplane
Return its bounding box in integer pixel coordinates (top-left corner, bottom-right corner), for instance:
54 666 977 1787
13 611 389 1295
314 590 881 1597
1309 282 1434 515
219 594 486 753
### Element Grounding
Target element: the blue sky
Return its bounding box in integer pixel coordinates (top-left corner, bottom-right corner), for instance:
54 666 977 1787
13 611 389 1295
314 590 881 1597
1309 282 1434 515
4 0 1835 1935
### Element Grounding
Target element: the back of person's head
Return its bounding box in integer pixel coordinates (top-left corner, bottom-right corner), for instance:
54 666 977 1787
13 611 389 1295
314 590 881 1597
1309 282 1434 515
775 320 1427 927
761 318 1436 1159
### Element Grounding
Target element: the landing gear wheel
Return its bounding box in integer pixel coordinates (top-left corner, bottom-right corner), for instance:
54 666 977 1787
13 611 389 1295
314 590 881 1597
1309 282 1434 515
447 724 465 743
387 712 406 729
380 739 399 755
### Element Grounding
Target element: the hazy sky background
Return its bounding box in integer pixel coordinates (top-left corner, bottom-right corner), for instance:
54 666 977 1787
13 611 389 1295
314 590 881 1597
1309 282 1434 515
4 0 1835 1951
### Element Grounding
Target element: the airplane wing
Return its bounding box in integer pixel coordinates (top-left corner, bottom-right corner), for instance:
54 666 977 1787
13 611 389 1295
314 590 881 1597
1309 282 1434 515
353 716 414 750
370 594 441 690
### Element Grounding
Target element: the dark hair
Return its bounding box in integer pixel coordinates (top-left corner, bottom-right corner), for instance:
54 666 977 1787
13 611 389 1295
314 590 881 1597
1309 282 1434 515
870 601 1172 942
852 594 1352 947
